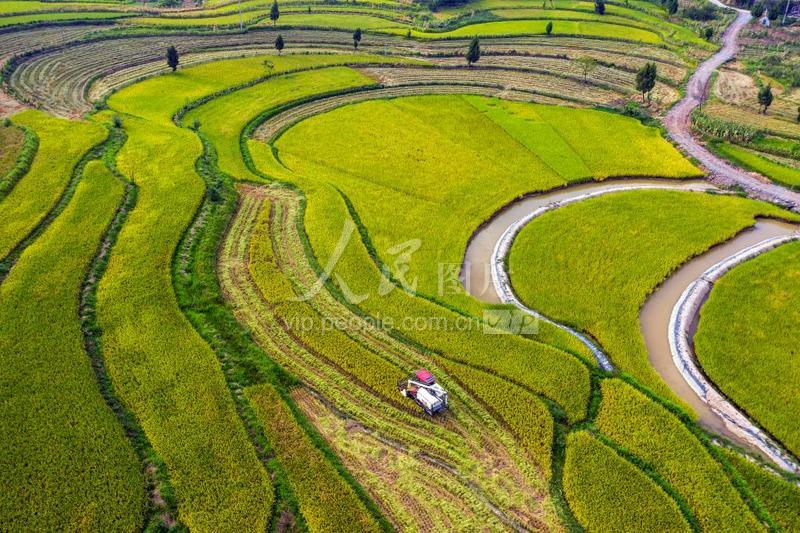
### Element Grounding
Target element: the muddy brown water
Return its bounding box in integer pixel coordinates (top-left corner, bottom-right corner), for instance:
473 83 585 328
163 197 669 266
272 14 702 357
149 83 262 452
461 179 799 452
640 218 799 443
461 179 715 303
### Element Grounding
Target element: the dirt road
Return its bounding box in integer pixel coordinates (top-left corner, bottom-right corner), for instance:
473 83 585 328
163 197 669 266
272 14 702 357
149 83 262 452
663 5 800 211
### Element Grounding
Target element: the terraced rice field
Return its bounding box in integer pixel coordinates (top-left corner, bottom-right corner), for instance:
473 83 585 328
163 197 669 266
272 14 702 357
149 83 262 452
507 189 800 401
0 10 127 27
0 156 145 531
695 240 800 458
713 142 800 189
0 111 106 268
395 19 663 42
704 101 800 139
4 0 800 529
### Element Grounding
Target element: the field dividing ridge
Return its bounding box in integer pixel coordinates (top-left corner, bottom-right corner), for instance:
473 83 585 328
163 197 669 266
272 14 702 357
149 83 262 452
0 111 106 278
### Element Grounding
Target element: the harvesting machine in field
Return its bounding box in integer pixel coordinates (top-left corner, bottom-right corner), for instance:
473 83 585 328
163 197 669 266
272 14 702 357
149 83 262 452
398 369 449 415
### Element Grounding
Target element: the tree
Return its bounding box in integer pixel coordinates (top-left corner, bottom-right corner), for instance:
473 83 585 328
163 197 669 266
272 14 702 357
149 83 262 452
594 0 605 14
545 21 553 35
704 26 714 40
758 84 773 114
466 36 480 67
750 1 765 17
635 62 657 103
576 56 598 82
269 0 279 26
275 34 284 55
666 0 678 15
166 45 179 72
352 28 362 50
766 1 781 19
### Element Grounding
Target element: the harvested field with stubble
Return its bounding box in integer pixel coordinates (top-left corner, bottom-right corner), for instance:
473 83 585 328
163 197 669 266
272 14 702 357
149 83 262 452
4 0 799 528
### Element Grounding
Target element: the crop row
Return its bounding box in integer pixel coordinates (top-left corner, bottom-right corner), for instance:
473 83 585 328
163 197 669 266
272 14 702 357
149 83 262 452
291 388 511 531
594 379 766 531
9 31 373 115
0 153 145 530
245 193 412 411
6 25 685 115
0 24 102 65
432 55 635 91
437 358 554 479
703 101 800 140
563 430 691 532
265 183 557 505
245 384 382 532
221 187 470 464
472 35 685 64
357 65 622 104
430 53 682 89
0 11 126 29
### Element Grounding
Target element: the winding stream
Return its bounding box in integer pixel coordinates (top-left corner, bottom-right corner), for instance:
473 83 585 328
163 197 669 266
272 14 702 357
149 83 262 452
461 179 800 470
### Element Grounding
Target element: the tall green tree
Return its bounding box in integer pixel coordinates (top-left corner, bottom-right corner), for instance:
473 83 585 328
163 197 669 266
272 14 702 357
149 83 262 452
269 0 279 26
595 0 605 14
545 21 553 35
750 1 765 17
666 0 678 15
466 36 480 66
635 62 657 103
166 45 179 72
758 84 773 114
275 34 284 55
576 56 598 82
353 28 362 50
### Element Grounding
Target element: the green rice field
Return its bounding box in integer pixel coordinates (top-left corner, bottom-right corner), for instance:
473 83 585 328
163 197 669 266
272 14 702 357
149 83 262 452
695 240 800 458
